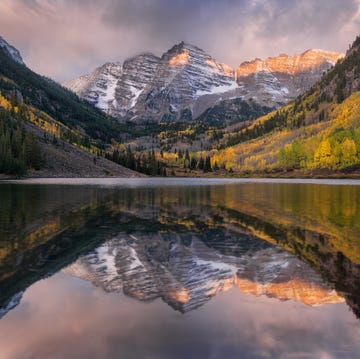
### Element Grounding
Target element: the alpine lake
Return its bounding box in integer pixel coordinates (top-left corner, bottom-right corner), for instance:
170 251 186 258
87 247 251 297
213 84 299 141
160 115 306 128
0 178 360 359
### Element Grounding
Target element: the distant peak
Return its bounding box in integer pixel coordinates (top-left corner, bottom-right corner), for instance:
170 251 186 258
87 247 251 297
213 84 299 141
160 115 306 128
124 52 160 66
299 49 344 65
166 41 205 56
162 42 208 67
237 49 344 77
301 48 344 57
102 61 122 68
175 41 197 49
178 41 202 50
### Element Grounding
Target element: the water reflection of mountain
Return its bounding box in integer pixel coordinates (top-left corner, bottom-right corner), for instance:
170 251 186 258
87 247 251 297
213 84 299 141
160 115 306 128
0 182 359 318
64 231 342 313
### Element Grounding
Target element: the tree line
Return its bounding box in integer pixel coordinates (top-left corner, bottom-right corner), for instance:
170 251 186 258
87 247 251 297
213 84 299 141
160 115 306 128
0 106 43 175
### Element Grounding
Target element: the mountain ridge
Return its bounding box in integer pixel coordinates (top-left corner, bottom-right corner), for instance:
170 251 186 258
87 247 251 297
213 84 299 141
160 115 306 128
65 42 343 123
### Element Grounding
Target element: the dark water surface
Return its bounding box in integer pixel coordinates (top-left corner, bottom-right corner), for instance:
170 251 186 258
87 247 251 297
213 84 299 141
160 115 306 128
0 178 360 359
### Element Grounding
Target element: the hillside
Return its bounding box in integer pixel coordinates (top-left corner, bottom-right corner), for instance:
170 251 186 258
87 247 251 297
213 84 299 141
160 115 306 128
208 36 360 176
0 38 139 177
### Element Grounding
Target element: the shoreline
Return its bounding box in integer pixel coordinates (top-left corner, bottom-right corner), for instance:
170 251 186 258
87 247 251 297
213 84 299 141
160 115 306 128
2 173 360 181
2 166 360 181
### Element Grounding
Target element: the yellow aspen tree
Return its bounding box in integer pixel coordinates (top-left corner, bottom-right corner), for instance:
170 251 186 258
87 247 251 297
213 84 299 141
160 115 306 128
341 138 357 166
314 139 334 168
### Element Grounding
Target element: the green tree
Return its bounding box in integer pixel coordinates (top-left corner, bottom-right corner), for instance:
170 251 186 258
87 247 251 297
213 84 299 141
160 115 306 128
204 156 212 172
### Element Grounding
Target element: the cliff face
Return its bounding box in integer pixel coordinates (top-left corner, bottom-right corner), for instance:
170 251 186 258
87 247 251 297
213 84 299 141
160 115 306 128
130 42 237 122
113 53 161 118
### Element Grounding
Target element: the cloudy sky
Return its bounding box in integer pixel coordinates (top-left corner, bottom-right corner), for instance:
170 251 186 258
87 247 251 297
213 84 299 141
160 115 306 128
0 0 359 82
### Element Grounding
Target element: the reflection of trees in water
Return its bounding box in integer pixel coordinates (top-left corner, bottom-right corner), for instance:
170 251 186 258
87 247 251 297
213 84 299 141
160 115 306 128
0 183 359 318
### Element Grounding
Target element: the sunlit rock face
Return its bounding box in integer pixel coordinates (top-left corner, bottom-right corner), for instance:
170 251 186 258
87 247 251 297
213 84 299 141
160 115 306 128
64 43 342 123
64 231 343 313
130 42 237 122
236 49 343 106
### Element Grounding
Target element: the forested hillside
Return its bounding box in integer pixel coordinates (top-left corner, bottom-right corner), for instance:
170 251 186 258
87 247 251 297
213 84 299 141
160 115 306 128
0 100 42 175
0 45 139 177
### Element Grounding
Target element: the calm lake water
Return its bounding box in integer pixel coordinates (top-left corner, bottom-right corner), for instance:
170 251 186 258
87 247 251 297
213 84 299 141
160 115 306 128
1 178 360 359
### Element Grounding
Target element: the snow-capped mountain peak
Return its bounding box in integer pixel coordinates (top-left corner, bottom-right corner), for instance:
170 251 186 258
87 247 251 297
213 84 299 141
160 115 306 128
64 43 343 123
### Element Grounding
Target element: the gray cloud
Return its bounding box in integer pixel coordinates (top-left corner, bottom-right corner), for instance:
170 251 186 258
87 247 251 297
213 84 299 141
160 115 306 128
0 0 359 82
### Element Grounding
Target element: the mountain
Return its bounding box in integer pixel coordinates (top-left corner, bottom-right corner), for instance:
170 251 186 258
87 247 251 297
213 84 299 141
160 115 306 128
65 43 342 123
65 42 238 122
63 62 122 113
132 42 236 122
236 49 343 106
0 36 138 177
210 35 360 174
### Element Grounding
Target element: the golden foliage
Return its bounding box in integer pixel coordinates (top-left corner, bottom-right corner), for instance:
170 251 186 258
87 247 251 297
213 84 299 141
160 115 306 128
214 91 360 172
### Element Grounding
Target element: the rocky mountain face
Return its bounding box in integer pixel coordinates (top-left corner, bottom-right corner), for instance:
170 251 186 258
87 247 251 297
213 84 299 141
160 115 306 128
0 36 24 65
63 62 122 113
64 230 343 313
319 36 360 102
65 43 343 123
236 49 343 106
65 42 237 122
132 42 236 122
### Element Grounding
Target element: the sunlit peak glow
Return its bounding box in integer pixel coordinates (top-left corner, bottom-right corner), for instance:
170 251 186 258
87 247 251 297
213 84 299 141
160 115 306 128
206 58 221 73
205 277 235 296
169 51 190 67
235 277 344 306
167 288 190 303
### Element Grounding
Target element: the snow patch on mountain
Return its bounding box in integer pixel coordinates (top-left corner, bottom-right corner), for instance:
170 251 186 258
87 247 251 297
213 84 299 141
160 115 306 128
64 62 122 113
196 81 238 97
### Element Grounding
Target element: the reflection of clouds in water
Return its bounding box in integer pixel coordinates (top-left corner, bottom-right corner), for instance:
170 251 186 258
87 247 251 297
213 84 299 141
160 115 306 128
0 272 359 359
